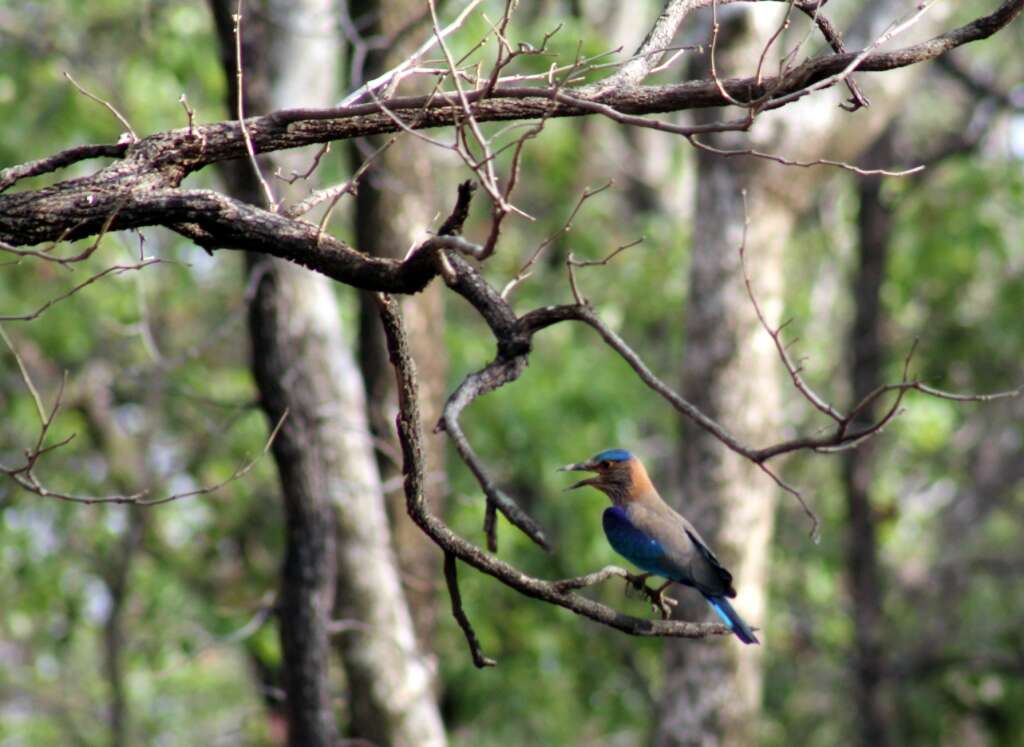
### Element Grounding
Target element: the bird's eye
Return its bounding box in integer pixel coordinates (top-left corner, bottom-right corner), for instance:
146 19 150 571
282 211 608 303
600 461 611 469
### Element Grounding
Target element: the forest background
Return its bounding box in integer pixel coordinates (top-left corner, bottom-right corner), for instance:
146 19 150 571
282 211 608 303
1 1 1022 746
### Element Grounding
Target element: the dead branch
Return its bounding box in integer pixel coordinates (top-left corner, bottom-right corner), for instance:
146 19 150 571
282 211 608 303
0 143 128 193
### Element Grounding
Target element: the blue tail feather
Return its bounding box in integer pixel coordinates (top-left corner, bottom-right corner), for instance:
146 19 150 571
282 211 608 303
703 594 759 645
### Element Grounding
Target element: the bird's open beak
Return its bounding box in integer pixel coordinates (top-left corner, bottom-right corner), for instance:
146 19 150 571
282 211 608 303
558 461 599 490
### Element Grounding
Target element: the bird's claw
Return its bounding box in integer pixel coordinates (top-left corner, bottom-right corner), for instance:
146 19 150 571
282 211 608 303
649 590 678 620
623 572 652 598
623 573 678 619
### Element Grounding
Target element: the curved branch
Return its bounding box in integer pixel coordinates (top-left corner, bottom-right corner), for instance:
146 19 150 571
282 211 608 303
435 355 550 551
0 187 470 294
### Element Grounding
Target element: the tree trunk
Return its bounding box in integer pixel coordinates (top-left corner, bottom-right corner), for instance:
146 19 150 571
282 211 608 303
248 267 340 746
656 145 786 747
208 2 339 742
209 1 445 745
78 362 151 747
843 130 896 747
352 0 448 653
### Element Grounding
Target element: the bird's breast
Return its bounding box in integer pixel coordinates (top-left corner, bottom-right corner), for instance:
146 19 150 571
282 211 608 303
602 506 668 575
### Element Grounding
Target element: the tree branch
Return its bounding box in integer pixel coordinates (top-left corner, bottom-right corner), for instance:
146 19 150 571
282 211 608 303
443 552 496 668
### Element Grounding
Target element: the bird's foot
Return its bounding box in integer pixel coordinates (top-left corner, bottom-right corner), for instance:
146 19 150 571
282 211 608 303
623 572 653 600
646 581 678 620
623 574 678 619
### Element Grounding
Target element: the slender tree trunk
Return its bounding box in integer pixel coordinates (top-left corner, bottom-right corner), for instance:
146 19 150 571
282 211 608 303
247 259 342 747
209 2 446 744
209 2 339 742
843 130 896 747
352 0 448 652
655 145 785 747
101 513 142 747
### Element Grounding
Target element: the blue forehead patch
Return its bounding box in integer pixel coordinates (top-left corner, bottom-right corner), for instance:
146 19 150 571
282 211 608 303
593 448 632 463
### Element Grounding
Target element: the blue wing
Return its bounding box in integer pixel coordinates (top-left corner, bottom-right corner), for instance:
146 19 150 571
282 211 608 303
602 506 672 577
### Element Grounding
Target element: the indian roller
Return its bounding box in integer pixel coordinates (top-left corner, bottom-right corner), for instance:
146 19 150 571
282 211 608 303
560 448 759 644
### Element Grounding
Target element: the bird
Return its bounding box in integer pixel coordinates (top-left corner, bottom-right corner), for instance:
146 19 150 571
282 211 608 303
559 448 758 645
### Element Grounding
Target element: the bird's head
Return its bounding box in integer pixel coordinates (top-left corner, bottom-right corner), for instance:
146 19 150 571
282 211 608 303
558 448 648 504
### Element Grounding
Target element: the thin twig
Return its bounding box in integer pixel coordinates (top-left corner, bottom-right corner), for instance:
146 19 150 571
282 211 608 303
232 1 276 211
564 238 645 305
444 552 496 668
1 260 162 322
283 138 396 220
63 72 137 142
0 325 47 422
340 0 486 106
687 135 924 177
428 0 506 210
592 0 703 91
738 190 843 422
502 181 614 299
275 143 331 186
179 94 197 134
4 407 288 506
